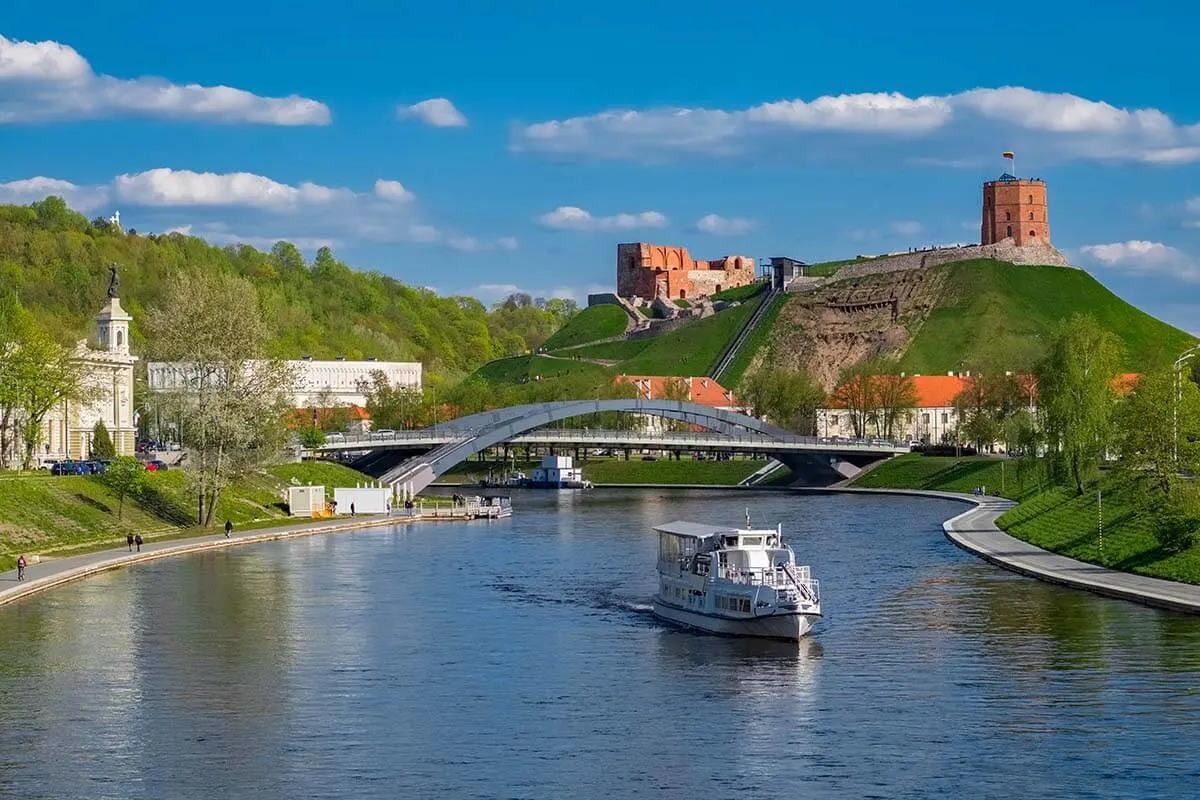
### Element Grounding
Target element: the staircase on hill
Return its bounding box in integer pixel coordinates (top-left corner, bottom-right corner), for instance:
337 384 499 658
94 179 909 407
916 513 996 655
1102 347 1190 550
709 286 779 381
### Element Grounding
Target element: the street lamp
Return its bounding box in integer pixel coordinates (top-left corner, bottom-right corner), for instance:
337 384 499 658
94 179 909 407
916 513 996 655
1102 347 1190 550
1174 344 1200 465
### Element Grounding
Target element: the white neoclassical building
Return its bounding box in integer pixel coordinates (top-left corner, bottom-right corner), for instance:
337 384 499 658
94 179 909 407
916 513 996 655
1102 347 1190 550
35 295 138 463
146 358 422 409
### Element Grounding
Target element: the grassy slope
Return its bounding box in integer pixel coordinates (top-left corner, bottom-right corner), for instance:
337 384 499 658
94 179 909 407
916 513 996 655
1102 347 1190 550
854 455 1200 584
551 339 652 362
542 305 629 349
0 461 370 570
619 303 756 376
711 283 767 303
900 261 1196 372
721 292 788 387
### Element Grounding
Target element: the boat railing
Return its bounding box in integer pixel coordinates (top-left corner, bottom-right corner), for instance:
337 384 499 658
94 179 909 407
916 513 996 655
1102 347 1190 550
714 565 819 603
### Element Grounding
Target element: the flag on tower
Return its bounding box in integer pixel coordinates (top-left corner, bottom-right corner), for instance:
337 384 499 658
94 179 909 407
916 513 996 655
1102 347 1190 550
1002 151 1015 160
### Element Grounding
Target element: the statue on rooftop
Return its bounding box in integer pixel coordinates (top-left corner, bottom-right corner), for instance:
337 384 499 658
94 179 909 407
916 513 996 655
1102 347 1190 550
107 263 120 299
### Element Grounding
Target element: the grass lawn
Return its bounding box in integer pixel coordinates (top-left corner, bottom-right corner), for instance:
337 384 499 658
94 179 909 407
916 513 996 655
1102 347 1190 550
854 454 1200 585
900 260 1195 373
720 292 788 387
543 305 629 349
711 283 767 303
0 460 372 570
549 338 652 362
620 302 756 377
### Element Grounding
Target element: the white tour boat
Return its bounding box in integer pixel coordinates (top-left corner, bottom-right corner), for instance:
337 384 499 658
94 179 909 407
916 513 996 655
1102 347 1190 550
652 517 821 641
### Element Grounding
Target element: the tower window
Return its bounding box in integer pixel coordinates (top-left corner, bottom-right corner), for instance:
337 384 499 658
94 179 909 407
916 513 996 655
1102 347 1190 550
116 330 124 347
1005 211 1011 221
1029 230 1036 237
1029 194 1033 204
1029 212 1034 221
1007 225 1013 237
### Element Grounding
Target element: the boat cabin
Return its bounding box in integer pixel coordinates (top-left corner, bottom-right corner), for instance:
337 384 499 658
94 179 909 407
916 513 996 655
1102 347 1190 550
654 520 789 580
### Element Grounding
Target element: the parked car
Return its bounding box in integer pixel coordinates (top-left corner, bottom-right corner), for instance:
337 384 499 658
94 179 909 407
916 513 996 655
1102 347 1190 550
374 429 396 438
51 461 77 476
146 460 168 472
325 432 346 442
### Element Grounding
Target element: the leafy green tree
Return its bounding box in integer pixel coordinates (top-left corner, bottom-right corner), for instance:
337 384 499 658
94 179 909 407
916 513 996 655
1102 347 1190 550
1117 369 1200 495
298 427 326 448
102 455 146 520
954 372 1025 451
145 272 296 526
91 420 116 459
873 372 918 440
739 366 825 434
1037 314 1124 495
360 370 427 429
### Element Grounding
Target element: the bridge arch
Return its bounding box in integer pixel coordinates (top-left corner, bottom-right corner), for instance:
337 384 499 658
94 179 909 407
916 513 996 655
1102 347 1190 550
380 399 790 493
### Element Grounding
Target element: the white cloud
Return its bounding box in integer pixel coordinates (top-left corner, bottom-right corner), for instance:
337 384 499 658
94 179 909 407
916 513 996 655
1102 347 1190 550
695 213 756 236
512 86 1200 166
113 168 352 209
1078 240 1200 283
890 220 924 237
0 33 329 125
396 97 467 128
373 179 415 203
470 283 605 305
537 205 667 232
163 224 193 236
1 168 511 254
0 176 109 211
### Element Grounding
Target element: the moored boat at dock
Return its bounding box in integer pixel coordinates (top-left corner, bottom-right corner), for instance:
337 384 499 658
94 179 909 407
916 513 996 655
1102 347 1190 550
652 518 821 641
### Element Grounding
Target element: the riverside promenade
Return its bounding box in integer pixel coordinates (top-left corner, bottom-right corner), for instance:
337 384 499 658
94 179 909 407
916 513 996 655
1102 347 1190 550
0 513 415 607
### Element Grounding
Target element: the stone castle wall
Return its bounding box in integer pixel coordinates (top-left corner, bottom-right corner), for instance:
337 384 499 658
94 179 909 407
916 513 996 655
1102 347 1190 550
833 240 1072 283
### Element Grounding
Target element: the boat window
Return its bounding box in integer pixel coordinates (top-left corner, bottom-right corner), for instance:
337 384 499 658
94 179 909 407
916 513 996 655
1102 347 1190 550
743 537 761 546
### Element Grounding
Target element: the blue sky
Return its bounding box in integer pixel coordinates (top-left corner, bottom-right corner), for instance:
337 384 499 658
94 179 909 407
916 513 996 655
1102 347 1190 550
2 0 1198 334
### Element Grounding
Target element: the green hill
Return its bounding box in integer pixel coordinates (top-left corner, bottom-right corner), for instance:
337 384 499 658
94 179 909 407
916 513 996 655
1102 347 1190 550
542 304 629 349
898 261 1194 372
0 197 567 380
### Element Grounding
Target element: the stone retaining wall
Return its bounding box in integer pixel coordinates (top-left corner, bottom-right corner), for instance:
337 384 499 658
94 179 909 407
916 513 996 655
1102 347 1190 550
834 240 1072 282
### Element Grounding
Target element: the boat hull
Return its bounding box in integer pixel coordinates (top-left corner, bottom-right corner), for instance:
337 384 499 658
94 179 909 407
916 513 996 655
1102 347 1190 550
652 599 818 641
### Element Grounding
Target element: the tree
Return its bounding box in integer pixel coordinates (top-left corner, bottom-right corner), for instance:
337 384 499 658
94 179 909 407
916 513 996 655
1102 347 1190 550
102 456 146 520
6 318 89 470
91 420 116 459
739 367 825 434
360 370 426 429
298 426 326 448
954 372 1024 452
832 361 879 438
1036 314 1124 495
145 272 296 526
873 372 918 440
1117 369 1200 495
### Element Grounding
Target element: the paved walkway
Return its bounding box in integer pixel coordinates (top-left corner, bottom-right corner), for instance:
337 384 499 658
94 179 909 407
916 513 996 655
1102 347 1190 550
938 492 1200 615
0 514 416 607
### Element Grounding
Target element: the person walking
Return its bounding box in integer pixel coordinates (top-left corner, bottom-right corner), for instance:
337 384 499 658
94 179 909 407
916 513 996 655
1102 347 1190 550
16 555 26 582
224 520 233 538
350 502 356 517
127 533 134 552
134 534 143 552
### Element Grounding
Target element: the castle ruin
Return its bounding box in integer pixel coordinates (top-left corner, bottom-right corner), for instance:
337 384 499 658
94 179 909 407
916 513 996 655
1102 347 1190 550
616 242 756 302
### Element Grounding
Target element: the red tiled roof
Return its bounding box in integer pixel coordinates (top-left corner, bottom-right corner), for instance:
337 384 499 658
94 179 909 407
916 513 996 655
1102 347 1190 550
615 375 738 408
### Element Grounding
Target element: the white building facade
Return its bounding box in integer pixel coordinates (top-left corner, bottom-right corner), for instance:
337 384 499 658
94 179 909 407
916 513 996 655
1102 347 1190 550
34 296 138 463
146 358 422 408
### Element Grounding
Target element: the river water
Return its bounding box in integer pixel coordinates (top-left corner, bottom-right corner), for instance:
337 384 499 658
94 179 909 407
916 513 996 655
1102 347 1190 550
2 489 1199 799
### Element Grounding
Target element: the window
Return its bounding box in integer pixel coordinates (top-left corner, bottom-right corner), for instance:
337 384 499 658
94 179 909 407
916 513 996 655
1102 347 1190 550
1005 211 1011 221
921 413 930 425
831 414 839 426
941 412 949 424
116 330 123 347
1030 230 1036 237
1029 194 1033 204
1006 225 1013 238
1029 212 1034 221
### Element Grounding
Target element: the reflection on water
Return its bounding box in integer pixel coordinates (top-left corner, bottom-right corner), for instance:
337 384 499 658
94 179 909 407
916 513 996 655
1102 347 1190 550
1 488 1199 798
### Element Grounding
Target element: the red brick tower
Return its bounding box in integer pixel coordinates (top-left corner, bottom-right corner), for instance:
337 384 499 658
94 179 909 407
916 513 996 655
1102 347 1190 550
981 174 1049 246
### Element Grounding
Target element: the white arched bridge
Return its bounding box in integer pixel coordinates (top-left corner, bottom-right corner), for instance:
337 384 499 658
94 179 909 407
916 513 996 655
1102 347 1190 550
307 399 909 496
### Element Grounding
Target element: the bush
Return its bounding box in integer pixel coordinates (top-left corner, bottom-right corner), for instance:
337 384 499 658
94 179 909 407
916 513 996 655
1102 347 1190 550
1155 509 1198 552
298 427 326 448
91 420 116 459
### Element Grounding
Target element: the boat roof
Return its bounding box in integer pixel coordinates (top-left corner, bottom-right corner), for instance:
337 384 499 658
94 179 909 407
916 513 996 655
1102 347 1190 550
653 520 777 539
